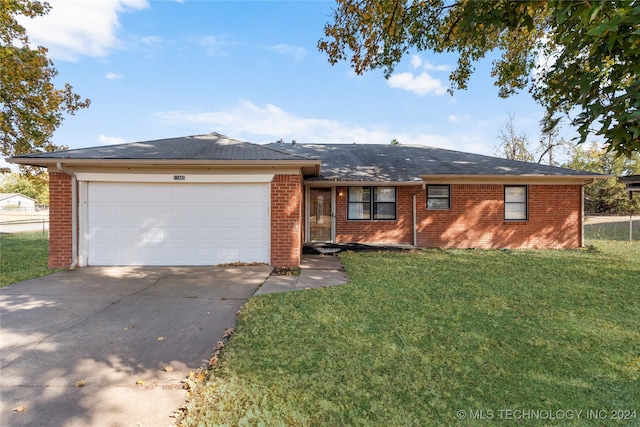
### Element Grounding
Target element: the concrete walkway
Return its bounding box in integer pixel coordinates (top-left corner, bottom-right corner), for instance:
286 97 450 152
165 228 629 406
255 255 349 295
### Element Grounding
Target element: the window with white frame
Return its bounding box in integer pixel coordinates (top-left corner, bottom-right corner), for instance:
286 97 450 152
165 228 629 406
427 185 450 210
348 186 396 220
504 186 528 220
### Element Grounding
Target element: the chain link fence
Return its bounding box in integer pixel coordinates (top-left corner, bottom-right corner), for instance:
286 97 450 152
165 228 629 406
0 206 49 233
584 215 640 242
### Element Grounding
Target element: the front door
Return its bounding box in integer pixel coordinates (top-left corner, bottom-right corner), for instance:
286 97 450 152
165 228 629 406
309 188 332 241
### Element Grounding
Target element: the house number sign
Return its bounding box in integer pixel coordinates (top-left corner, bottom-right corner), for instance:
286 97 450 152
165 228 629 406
173 175 186 181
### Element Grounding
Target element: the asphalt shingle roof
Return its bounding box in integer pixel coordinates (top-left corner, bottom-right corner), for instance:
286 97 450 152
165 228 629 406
12 133 309 162
266 143 599 181
9 133 602 181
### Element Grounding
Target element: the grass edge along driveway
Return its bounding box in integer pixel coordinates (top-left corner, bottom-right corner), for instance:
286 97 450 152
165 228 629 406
0 231 56 287
179 241 640 427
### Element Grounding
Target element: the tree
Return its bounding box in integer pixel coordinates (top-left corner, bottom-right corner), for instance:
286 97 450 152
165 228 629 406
0 170 48 204
564 143 640 215
533 126 574 166
1 0 90 157
318 1 640 156
495 112 534 162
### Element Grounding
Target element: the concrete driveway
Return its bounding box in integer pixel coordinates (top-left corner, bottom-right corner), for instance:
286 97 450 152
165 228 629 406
0 266 271 427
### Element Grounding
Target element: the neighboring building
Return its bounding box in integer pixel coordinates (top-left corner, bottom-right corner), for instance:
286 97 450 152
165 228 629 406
621 175 640 199
7 133 605 269
0 193 37 210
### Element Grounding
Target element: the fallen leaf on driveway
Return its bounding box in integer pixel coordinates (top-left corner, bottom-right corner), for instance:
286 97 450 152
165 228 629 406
13 405 27 412
222 327 234 338
136 380 145 386
157 336 166 341
187 370 205 381
74 379 86 388
123 324 134 331
163 366 174 372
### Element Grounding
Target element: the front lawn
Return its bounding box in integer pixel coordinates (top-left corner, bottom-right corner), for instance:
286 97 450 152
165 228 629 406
182 242 640 426
0 231 54 287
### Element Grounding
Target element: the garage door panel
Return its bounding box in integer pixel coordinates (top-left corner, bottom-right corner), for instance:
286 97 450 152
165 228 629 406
93 227 115 240
169 247 189 261
243 230 268 243
192 226 216 240
119 185 142 201
120 248 139 264
193 206 215 220
119 205 141 221
219 226 240 241
120 227 141 243
92 184 116 199
93 247 117 265
170 205 190 220
143 227 165 243
218 248 241 263
168 226 190 241
88 182 269 266
243 204 265 219
92 205 115 221
193 248 216 263
144 205 165 220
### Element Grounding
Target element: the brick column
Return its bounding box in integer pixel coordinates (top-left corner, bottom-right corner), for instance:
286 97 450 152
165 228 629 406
270 174 303 266
48 172 74 268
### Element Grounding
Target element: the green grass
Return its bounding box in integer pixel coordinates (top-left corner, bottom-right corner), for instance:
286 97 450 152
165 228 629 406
180 241 640 426
0 231 56 287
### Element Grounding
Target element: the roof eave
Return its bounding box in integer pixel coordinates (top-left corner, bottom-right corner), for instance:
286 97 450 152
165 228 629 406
302 179 426 187
7 157 321 175
419 174 610 184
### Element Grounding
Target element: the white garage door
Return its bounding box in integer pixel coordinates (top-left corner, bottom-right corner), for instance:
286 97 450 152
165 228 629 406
87 182 269 266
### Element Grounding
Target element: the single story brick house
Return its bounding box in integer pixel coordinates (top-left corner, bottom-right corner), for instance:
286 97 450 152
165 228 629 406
8 133 604 268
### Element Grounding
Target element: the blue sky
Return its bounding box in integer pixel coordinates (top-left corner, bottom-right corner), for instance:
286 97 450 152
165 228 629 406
17 0 559 157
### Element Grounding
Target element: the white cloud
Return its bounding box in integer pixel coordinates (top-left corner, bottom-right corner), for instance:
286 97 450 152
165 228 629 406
410 55 422 69
98 135 126 145
0 158 19 173
199 36 230 56
410 55 449 72
105 72 123 80
268 44 307 62
18 0 149 61
422 62 450 72
153 100 492 155
140 35 163 47
448 114 470 122
387 72 448 96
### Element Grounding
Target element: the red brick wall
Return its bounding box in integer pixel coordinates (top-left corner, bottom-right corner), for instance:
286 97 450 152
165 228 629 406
271 174 303 266
332 184 582 249
416 184 581 249
48 172 74 268
334 185 417 244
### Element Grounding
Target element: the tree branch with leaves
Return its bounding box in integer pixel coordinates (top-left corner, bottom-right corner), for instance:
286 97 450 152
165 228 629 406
1 0 90 157
319 0 640 156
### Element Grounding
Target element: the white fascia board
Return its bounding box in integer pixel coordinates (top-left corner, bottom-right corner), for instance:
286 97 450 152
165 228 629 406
419 174 608 185
74 172 275 183
303 180 425 187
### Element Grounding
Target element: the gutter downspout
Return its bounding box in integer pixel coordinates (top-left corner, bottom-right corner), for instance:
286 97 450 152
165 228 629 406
581 179 595 248
56 163 78 269
412 185 426 247
413 193 417 246
581 184 585 248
